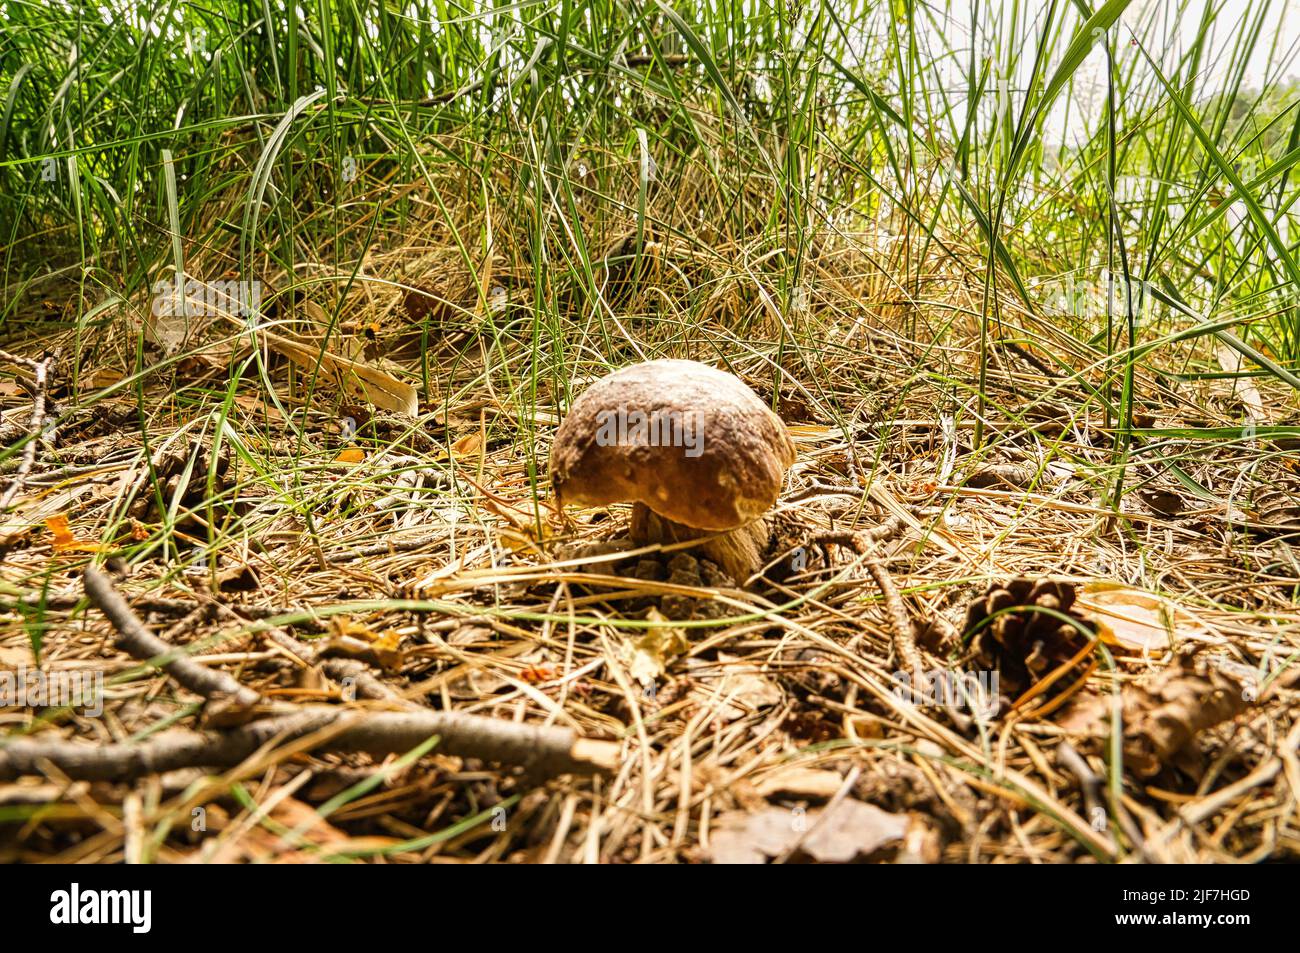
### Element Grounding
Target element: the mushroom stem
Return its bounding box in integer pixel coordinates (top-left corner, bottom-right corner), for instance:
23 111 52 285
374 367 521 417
629 503 771 584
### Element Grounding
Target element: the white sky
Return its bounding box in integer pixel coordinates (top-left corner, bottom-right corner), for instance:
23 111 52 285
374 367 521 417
918 0 1300 145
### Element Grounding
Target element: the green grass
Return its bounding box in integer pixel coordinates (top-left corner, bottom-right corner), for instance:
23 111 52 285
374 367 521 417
4 2 1300 865
2 0 1299 522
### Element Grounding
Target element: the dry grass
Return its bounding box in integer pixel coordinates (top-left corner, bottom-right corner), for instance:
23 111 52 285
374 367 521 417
2 144 1299 865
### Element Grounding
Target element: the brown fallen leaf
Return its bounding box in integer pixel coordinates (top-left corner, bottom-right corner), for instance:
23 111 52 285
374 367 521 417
1123 657 1254 777
622 608 689 688
708 799 909 864
690 652 781 721
215 563 260 593
321 616 405 671
965 461 1040 489
1250 474 1300 536
1139 488 1185 517
1078 583 1212 654
1055 656 1256 778
83 367 125 391
255 327 419 417
451 431 484 458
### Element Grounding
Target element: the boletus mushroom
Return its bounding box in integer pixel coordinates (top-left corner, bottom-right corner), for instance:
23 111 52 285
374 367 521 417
550 359 796 583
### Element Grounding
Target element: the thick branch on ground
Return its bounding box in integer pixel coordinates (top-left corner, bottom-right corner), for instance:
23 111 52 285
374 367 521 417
0 707 620 781
59 570 621 780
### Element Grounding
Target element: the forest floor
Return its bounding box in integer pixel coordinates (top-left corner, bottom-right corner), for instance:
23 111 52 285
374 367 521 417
2 237 1299 864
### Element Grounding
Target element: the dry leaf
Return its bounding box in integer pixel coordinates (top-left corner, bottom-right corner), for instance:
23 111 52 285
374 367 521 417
622 608 689 687
45 515 100 553
216 563 260 593
0 483 97 546
451 432 484 457
257 328 418 416
324 616 405 671
1078 583 1211 653
45 515 74 547
500 521 551 554
334 447 365 464
708 799 909 864
1054 657 1257 777
84 368 125 390
1124 658 1254 777
369 630 404 670
232 392 288 421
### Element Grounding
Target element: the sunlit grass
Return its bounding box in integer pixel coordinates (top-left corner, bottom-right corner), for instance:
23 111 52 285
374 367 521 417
2 0 1299 526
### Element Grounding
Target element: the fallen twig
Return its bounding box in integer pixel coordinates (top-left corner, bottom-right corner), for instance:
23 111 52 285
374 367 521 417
83 565 262 711
1055 741 1115 850
66 565 622 780
0 706 621 781
812 516 925 679
0 349 53 513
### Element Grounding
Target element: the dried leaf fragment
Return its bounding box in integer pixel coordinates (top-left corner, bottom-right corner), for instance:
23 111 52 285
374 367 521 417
1078 583 1211 653
708 799 909 864
1123 658 1253 777
621 608 689 687
45 515 99 553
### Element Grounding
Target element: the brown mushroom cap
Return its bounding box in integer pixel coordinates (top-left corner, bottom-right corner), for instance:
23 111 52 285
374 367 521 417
550 359 796 530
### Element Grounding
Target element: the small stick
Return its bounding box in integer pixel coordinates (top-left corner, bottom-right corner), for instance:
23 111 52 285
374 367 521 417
83 565 262 710
0 350 52 513
811 516 925 679
1056 740 1153 862
0 706 621 781
1055 741 1112 846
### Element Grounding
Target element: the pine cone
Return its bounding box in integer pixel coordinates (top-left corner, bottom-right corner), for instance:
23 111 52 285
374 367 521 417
962 578 1097 701
128 438 234 524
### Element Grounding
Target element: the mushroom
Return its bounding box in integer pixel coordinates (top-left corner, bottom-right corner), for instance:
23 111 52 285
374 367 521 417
550 359 796 583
